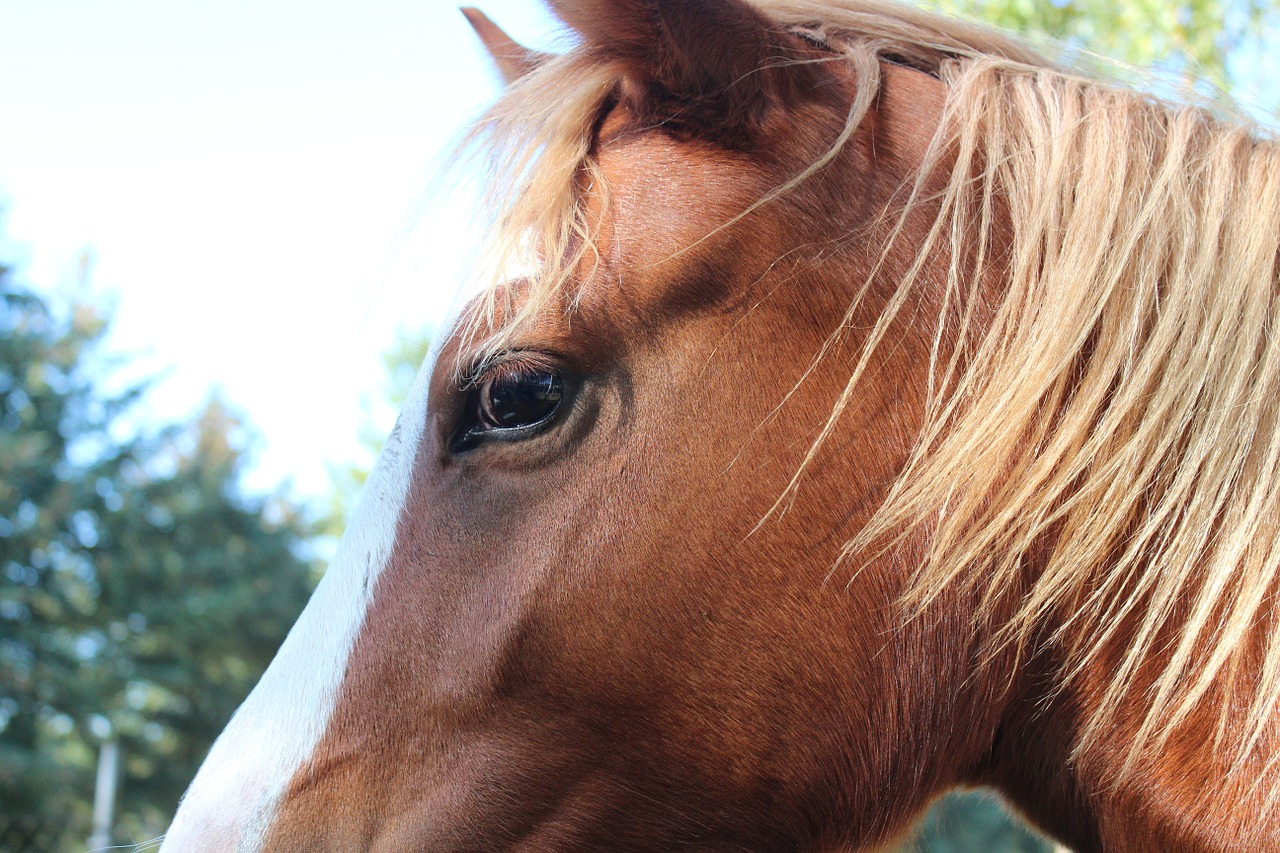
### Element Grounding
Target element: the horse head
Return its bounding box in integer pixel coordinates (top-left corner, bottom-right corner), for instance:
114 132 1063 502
162 1 1280 850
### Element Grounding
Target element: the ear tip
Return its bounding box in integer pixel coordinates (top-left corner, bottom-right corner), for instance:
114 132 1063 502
461 6 547 86
460 7 508 50
461 6 503 34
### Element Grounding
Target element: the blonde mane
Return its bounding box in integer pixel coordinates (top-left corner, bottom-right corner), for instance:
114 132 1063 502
463 0 1280 801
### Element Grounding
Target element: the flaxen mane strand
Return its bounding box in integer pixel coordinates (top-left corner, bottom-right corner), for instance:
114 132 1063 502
464 0 1280 804
457 0 1041 365
848 56 1280 791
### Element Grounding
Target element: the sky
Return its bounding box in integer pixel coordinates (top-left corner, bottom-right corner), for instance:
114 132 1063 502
0 0 562 501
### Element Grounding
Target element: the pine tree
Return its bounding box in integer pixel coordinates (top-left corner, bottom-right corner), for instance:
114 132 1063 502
0 264 317 850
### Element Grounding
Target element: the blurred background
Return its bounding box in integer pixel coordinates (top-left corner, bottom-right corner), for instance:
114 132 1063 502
1 0 1276 850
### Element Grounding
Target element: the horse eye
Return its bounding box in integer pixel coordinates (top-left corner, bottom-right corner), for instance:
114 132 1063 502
453 366 565 452
477 369 563 428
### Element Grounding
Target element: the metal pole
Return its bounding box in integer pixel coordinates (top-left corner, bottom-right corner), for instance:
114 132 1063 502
87 738 120 851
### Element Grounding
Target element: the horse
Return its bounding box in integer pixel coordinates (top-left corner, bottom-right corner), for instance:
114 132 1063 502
159 0 1280 849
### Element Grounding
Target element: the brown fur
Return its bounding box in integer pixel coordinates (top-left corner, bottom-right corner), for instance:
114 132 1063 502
255 1 1280 850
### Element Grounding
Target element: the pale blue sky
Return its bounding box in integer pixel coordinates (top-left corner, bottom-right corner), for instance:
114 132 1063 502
1 0 561 499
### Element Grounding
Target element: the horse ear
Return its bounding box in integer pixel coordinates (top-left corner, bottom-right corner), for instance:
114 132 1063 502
461 7 548 85
547 0 824 135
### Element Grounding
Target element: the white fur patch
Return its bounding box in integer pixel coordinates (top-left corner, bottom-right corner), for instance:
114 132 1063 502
160 364 432 853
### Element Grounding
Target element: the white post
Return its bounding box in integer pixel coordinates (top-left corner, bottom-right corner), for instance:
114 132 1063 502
87 738 120 851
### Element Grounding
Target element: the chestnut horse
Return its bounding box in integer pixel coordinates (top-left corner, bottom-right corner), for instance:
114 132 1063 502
160 0 1280 850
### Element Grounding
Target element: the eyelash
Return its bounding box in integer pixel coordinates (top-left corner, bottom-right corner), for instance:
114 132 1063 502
450 355 568 453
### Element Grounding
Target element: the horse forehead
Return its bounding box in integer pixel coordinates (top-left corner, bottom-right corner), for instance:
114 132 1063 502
586 122 775 286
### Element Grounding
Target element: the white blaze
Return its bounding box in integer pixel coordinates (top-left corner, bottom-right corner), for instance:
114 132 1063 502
160 364 433 853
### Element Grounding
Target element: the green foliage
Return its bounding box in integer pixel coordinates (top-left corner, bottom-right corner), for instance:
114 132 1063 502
0 266 317 850
934 0 1279 112
895 792 1056 853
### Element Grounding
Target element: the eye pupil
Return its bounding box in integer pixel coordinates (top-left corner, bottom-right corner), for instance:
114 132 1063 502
451 363 569 454
480 370 563 429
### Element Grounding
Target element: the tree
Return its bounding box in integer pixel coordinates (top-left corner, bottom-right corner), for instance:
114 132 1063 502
0 263 317 850
937 0 1279 115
